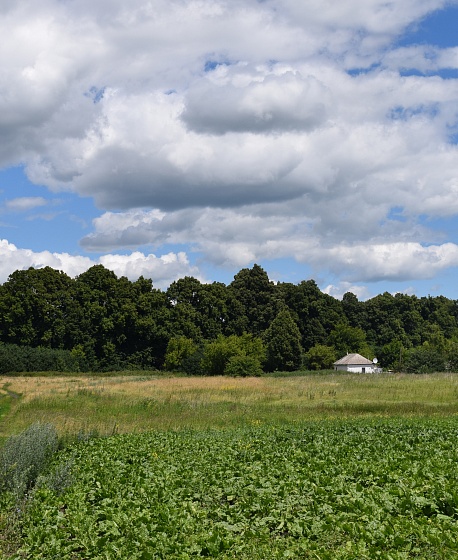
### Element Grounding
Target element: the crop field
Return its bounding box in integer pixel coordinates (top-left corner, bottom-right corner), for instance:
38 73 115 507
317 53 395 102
5 420 458 559
2 373 458 558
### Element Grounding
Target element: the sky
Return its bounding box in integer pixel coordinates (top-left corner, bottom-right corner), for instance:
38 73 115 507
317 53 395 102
1 0 458 300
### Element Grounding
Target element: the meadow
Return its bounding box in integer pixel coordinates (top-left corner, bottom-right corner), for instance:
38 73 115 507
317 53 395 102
2 372 458 559
2 371 458 437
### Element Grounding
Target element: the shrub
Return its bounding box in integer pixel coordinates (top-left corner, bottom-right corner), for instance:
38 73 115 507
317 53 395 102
37 458 75 495
164 336 199 372
403 345 446 373
0 423 58 498
304 344 336 370
201 334 265 375
181 348 205 375
225 354 263 377
0 342 81 374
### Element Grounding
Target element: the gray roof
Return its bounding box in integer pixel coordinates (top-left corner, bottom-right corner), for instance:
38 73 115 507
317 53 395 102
333 353 374 366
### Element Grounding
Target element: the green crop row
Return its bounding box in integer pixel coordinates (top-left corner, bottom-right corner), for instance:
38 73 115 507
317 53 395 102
5 419 458 559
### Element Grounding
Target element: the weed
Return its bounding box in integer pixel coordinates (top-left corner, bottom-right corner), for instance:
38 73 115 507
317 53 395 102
36 458 75 495
0 422 58 499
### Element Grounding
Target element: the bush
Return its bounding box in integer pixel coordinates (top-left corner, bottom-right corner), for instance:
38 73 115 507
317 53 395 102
201 334 265 376
403 345 447 373
37 458 75 495
225 354 263 377
304 344 337 370
0 342 81 374
164 336 199 372
0 423 58 498
182 348 205 375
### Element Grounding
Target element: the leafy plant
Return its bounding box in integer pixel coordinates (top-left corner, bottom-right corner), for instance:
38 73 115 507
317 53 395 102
304 343 336 370
0 422 58 498
36 458 75 496
263 309 303 371
9 419 458 559
164 336 199 372
201 333 265 375
225 354 263 377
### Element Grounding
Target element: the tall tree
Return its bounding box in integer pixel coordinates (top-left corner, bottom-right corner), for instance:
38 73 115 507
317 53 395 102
364 292 408 347
263 309 303 371
327 323 371 358
167 278 238 340
342 292 367 329
0 267 77 349
279 280 343 351
229 264 279 336
74 265 170 369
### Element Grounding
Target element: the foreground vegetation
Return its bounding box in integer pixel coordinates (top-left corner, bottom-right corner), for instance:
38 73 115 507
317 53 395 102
3 372 458 558
3 419 458 559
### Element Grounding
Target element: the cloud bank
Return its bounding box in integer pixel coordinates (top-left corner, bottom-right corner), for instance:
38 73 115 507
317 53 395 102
0 239 201 290
1 0 458 295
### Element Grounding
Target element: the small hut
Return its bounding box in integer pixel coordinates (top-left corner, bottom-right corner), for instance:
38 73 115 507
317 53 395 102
333 353 380 373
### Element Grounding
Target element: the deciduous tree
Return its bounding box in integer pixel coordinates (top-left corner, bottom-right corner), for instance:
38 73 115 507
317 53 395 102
304 344 336 370
264 309 303 371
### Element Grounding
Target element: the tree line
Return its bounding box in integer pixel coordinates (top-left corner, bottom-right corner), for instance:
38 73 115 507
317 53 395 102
0 263 457 374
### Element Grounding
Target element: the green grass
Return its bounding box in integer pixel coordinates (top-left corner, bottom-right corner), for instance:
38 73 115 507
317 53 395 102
2 372 458 438
0 395 12 424
0 386 17 446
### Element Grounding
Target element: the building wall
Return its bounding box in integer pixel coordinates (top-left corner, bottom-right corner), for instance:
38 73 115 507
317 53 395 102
334 364 376 373
347 366 374 373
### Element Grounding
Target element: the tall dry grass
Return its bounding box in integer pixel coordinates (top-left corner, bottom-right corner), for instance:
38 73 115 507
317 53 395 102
2 372 458 437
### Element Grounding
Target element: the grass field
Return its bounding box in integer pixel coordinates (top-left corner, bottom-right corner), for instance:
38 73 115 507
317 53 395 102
2 371 458 438
3 372 458 559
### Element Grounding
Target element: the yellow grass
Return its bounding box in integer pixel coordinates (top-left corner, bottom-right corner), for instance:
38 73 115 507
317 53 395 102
2 372 458 437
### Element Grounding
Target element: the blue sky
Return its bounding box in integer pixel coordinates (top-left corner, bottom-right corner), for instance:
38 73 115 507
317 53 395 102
0 0 458 299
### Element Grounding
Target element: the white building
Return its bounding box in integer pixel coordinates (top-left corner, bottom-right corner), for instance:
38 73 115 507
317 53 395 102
333 353 381 373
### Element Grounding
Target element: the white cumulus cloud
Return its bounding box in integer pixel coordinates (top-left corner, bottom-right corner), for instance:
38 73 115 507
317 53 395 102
1 0 458 292
0 239 200 289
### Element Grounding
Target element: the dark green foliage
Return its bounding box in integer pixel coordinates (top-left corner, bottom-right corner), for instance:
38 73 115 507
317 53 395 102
341 291 367 329
201 333 266 375
263 309 303 371
404 345 447 373
0 343 82 374
364 292 409 348
166 277 246 341
304 343 337 370
181 347 205 375
0 423 58 498
420 295 458 339
279 280 343 351
378 339 404 370
1 263 458 374
0 267 77 349
229 264 279 336
327 323 371 358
